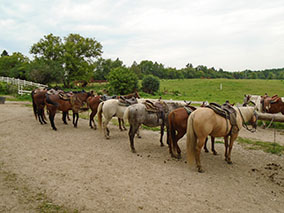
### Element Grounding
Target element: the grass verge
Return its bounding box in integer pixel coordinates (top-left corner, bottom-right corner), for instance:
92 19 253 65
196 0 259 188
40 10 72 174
237 137 284 155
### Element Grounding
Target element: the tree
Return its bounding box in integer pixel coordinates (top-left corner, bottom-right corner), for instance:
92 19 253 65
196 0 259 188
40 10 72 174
93 58 124 80
30 33 103 87
27 58 62 84
0 52 29 79
141 75 160 94
107 67 138 95
1 50 9 57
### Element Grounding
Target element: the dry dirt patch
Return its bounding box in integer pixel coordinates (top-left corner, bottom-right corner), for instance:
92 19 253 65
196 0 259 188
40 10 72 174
0 102 284 212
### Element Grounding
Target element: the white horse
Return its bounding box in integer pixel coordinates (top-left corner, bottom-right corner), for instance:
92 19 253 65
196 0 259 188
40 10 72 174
243 94 262 112
97 99 133 139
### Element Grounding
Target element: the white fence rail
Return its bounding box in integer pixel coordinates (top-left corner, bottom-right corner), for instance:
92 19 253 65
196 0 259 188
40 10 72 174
0 76 47 95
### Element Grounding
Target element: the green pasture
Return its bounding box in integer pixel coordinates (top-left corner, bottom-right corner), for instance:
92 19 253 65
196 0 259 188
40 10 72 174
154 79 284 104
2 79 284 105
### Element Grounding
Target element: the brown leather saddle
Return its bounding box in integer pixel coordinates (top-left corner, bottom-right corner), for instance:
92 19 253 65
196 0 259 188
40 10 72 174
118 96 138 106
206 102 238 135
261 94 281 112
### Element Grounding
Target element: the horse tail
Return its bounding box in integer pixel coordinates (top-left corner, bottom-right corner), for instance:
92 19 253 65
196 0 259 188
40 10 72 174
123 106 130 122
97 101 104 131
186 112 197 165
31 90 37 120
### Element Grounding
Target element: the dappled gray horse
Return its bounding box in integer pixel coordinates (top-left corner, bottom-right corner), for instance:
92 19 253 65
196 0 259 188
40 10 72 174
123 101 183 153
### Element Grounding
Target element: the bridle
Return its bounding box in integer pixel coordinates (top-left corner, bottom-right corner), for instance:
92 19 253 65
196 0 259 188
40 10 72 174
237 107 257 133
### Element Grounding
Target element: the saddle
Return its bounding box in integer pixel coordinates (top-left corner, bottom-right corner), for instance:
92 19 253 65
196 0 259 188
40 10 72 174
261 94 282 112
118 96 138 106
100 94 117 101
144 100 169 124
206 102 238 135
183 101 196 115
58 92 73 101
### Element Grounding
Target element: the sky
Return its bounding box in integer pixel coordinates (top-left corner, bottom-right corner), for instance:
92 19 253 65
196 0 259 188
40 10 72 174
1 0 284 71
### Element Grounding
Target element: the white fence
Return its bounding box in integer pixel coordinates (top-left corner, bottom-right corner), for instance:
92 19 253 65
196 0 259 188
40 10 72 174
0 76 48 95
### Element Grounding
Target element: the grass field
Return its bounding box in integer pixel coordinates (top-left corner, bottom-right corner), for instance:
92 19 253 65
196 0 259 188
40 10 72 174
139 79 284 104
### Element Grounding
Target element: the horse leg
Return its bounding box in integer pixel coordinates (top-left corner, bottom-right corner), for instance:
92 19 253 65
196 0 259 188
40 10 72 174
224 136 229 162
171 129 184 159
37 109 44 125
121 119 127 131
160 123 165 147
40 108 47 124
48 111 57 131
195 137 206 173
204 137 209 153
103 119 111 139
89 111 96 129
118 118 123 131
73 113 79 128
129 124 140 153
67 111 71 121
211 136 217 155
226 134 238 164
62 112 68 124
136 126 141 138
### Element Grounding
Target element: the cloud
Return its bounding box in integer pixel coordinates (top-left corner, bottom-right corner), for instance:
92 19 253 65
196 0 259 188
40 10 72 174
1 0 284 71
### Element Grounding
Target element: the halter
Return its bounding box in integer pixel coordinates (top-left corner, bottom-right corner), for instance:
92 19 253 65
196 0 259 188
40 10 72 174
237 107 257 133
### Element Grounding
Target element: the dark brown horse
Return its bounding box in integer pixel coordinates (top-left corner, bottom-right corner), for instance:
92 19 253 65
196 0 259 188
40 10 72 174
45 91 93 130
31 88 48 124
260 94 284 114
87 95 102 129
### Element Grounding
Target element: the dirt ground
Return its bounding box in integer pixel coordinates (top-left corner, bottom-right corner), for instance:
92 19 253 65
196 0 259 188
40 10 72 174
0 101 283 213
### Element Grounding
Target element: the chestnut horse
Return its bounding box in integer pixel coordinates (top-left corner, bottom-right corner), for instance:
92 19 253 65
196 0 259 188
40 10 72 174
186 106 257 172
260 94 284 114
87 95 102 129
31 88 48 124
45 91 93 130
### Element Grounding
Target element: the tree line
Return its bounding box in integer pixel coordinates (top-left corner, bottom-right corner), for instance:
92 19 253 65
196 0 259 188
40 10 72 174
1 33 284 88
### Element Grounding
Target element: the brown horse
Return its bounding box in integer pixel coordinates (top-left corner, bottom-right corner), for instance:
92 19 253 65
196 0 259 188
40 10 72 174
87 95 102 129
186 106 257 172
167 105 218 159
31 88 48 124
260 94 284 114
45 91 93 130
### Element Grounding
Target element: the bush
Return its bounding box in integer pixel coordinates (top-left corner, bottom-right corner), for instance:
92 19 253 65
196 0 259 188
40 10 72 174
0 82 18 94
141 75 160 94
107 67 138 95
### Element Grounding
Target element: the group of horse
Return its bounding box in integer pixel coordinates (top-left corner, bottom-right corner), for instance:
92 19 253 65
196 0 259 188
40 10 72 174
32 88 260 173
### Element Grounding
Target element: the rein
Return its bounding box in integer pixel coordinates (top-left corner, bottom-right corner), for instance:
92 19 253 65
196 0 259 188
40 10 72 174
237 107 256 133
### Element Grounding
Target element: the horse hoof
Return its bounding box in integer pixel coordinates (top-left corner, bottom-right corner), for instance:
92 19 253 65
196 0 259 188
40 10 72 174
204 149 209 153
105 136 110 140
213 152 218 155
227 161 233 164
131 149 136 153
53 128 57 131
198 168 205 173
160 143 164 147
137 135 141 138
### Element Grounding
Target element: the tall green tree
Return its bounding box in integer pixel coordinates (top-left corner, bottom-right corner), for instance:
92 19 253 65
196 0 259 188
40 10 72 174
30 33 103 87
